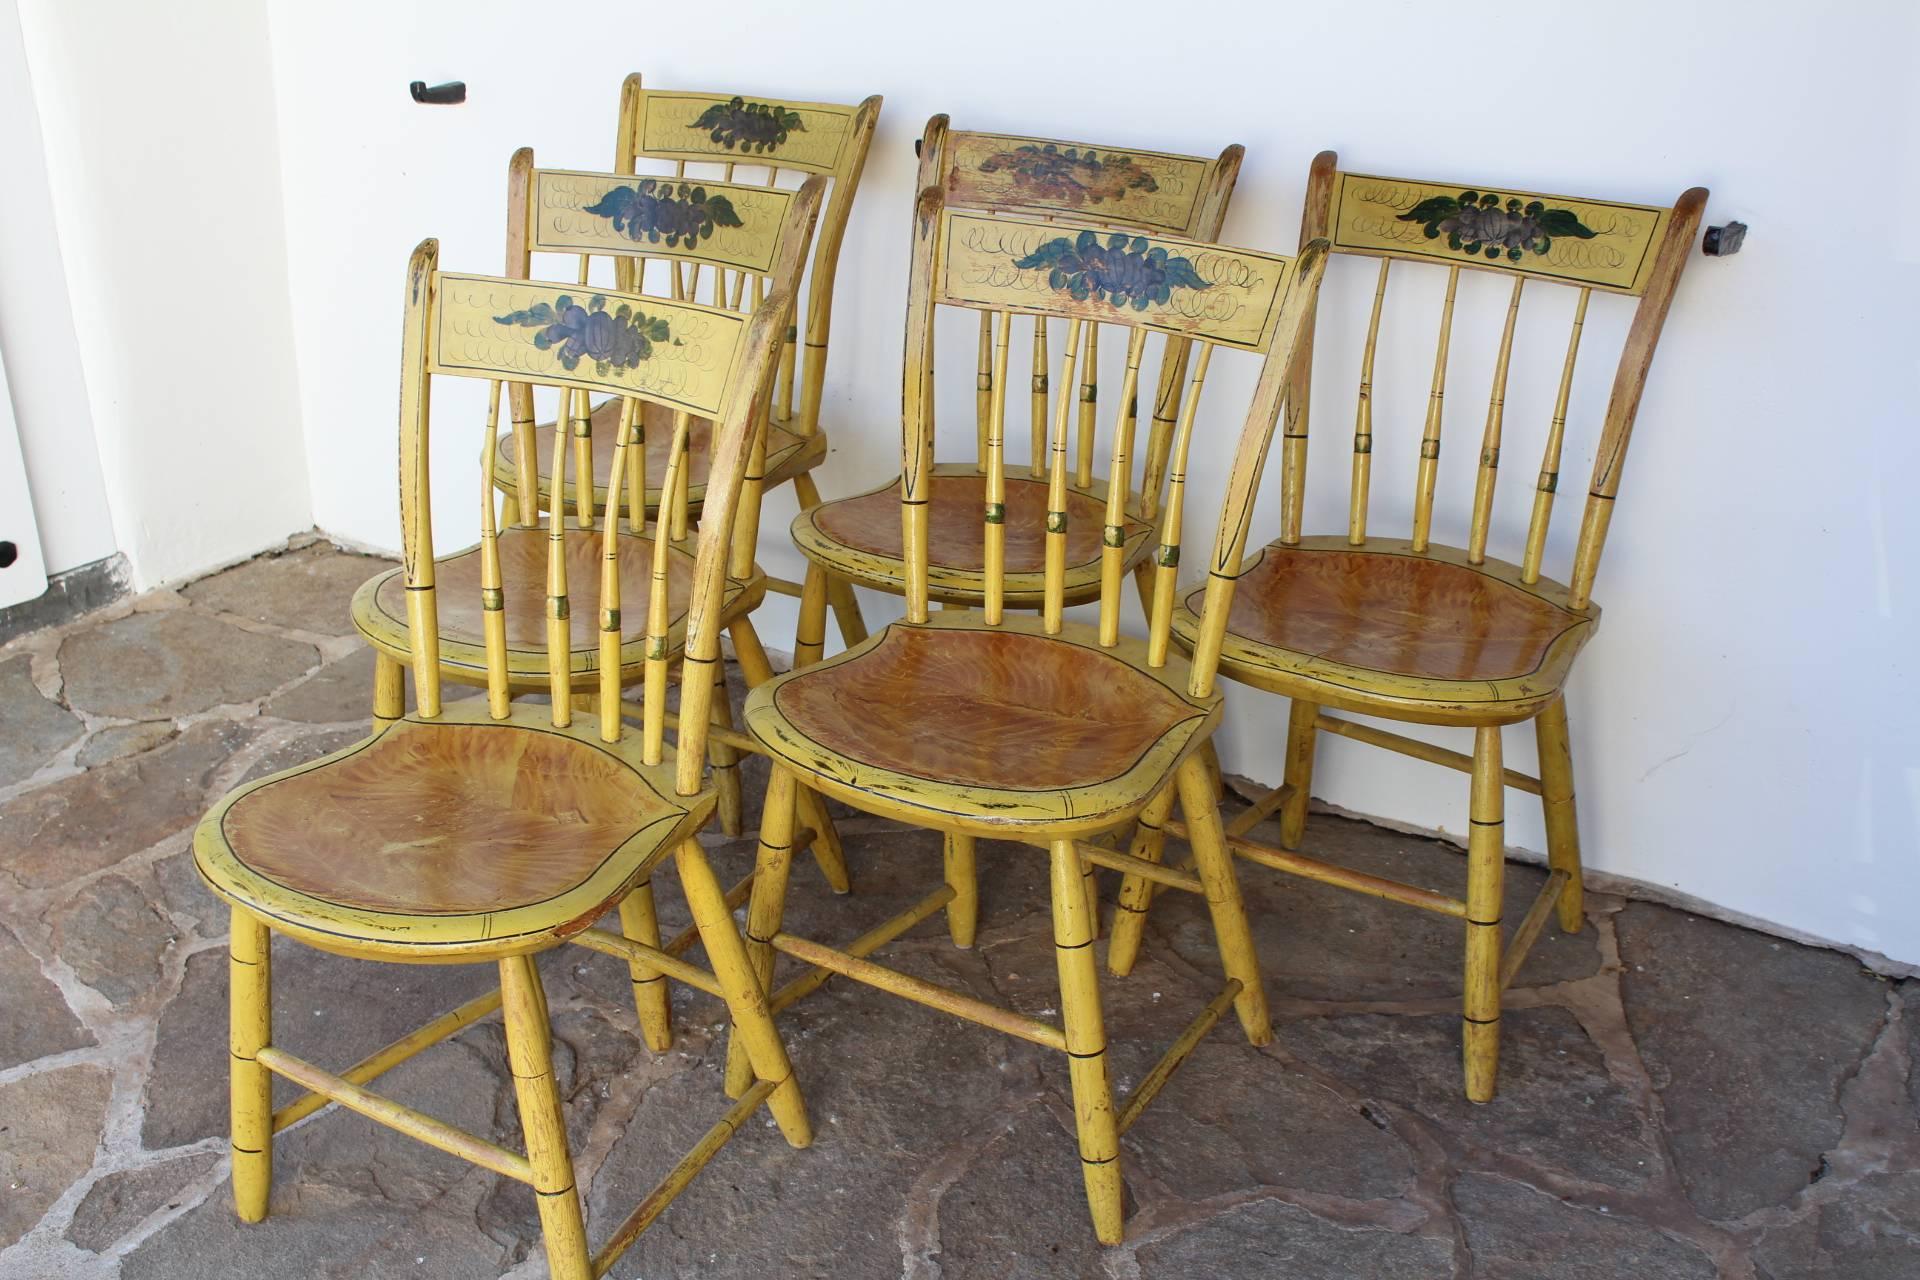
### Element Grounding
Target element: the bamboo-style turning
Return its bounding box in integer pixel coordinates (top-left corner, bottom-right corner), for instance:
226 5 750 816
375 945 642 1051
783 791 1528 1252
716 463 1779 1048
197 199 826 1277
734 150 1327 1244
1135 151 1708 1102
788 117 1246 643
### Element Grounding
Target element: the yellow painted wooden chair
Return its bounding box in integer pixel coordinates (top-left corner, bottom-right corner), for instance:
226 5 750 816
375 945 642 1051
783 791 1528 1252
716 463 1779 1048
724 175 1329 1242
352 156 849 868
1107 152 1708 1103
785 114 1243 666
492 74 881 653
193 220 823 1278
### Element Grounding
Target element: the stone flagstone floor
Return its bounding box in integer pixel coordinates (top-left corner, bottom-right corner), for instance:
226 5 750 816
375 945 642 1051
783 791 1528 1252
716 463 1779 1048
1 536 1916 1278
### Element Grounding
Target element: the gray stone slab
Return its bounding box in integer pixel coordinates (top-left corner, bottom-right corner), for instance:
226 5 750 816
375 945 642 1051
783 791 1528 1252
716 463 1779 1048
74 720 178 768
123 1034 516 1279
1278 1007 1663 1189
0 654 81 786
0 1064 111 1248
0 720 257 891
233 725 369 787
141 943 499 1150
59 611 317 720
1617 902 1891 1221
1157 810 1602 1002
65 1150 219 1253
45 873 177 1008
1751 1170 1920 1279
181 543 393 637
1137 1197 1454 1278
594 955 1031 1279
1454 1172 1717 1278
0 922 92 1069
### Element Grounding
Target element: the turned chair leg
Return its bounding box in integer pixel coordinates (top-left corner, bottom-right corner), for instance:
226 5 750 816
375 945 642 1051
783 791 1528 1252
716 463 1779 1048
793 472 867 650
1173 756 1273 1045
1105 784 1175 977
725 766 800 1099
1279 699 1319 849
1197 739 1226 803
824 573 867 650
1049 839 1124 1245
499 954 591 1280
795 787 850 894
372 652 405 726
943 831 979 947
708 660 745 838
794 561 831 670
1463 725 1507 1103
618 878 673 1052
1534 695 1585 934
675 838 811 1147
229 907 273 1223
730 617 851 894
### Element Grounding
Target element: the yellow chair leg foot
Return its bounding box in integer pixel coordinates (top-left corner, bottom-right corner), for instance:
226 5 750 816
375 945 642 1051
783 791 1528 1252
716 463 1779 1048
943 831 978 947
229 907 273 1223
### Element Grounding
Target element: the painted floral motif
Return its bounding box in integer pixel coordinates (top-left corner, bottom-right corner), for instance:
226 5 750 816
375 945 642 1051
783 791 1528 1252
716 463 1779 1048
492 294 677 374
1398 190 1596 262
688 96 805 154
978 144 1158 208
582 179 744 248
1015 230 1209 311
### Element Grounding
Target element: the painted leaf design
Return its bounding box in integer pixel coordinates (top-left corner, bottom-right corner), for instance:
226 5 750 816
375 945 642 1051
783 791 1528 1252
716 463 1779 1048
688 96 806 154
494 294 680 373
976 143 1159 207
582 180 746 247
1397 189 1596 262
1013 231 1211 311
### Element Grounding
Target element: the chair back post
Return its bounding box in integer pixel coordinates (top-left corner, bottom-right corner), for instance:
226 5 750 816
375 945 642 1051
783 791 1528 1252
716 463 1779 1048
929 118 1246 518
503 148 541 525
730 178 828 580
794 94 881 437
1567 185 1707 608
899 188 1324 682
397 186 814 773
1276 150 1338 547
1296 162 1707 607
675 288 795 796
900 185 943 625
1184 241 1329 699
1140 141 1244 521
398 240 442 716
613 73 880 436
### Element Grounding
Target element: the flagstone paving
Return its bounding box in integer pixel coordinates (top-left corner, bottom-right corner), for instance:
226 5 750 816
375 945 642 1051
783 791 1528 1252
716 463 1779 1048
1 537 1914 1278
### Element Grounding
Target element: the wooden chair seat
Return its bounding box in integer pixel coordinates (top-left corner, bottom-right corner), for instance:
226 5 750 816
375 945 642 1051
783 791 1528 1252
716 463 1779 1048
350 525 755 686
494 398 822 516
743 612 1217 834
790 463 1153 605
195 701 711 960
1172 537 1596 726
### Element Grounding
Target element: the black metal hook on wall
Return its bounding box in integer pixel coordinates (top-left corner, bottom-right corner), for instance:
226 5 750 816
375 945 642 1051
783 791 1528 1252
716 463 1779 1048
409 81 466 105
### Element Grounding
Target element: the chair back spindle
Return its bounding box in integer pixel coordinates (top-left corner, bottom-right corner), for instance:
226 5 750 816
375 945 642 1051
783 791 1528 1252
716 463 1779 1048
1285 156 1705 609
897 188 1328 692
918 115 1244 518
394 178 820 799
616 76 880 442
